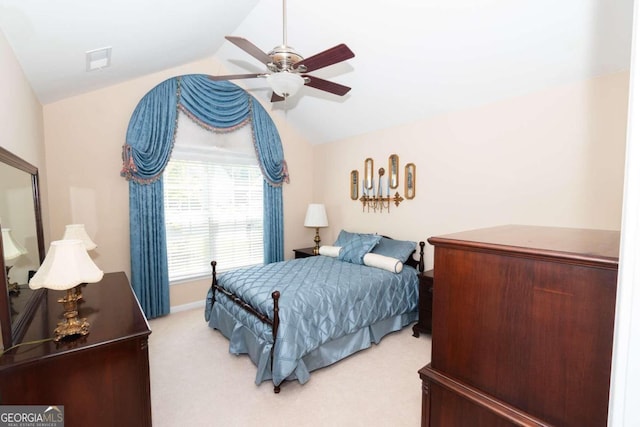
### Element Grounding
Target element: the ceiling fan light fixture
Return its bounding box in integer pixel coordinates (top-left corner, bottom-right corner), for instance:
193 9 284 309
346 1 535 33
266 72 304 98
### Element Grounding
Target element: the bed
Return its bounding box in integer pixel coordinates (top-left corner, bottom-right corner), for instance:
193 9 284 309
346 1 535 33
204 232 425 393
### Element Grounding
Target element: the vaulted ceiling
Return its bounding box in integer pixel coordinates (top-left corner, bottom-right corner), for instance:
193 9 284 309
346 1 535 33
0 0 634 144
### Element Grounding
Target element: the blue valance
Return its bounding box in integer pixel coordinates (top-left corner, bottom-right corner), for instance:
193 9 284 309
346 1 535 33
122 75 289 186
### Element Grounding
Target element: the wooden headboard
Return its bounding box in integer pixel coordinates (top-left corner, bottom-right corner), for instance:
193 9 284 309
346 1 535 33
380 236 425 273
406 241 425 273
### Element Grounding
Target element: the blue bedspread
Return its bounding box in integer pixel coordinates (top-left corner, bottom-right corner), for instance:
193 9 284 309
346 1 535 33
205 255 419 386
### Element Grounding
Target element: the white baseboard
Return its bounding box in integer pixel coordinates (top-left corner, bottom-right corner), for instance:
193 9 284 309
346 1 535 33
170 299 206 314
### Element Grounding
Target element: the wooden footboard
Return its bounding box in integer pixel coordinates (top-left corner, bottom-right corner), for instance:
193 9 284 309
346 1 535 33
210 261 282 393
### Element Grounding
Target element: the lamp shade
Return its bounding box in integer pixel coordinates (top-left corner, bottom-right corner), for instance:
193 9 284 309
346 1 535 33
62 224 97 250
1 228 28 260
266 72 305 98
304 204 328 228
29 240 103 291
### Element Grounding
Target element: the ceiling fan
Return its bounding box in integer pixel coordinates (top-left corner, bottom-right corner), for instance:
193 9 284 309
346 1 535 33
209 0 355 102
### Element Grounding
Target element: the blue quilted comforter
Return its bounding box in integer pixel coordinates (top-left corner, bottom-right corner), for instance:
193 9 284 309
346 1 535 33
205 255 419 385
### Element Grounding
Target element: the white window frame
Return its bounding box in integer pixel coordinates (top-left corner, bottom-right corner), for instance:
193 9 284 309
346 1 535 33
163 114 263 283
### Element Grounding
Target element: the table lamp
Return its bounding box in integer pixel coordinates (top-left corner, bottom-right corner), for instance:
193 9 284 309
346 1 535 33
304 204 328 255
2 227 28 294
62 224 97 299
29 239 103 342
62 224 97 250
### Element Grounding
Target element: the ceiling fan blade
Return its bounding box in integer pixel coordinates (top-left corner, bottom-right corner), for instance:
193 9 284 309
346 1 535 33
303 75 351 96
293 44 355 73
209 73 264 81
271 92 285 103
225 36 272 65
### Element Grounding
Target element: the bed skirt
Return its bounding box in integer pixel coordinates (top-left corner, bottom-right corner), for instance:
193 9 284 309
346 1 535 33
205 297 417 386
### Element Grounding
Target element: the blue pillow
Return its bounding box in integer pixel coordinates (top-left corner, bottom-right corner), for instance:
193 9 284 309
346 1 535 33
334 230 377 251
334 229 360 247
371 237 417 263
338 233 382 265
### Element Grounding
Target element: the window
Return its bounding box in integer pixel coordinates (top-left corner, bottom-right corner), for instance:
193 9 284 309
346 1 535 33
163 113 263 282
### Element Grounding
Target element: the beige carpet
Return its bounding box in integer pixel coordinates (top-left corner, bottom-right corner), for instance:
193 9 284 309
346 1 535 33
148 307 432 426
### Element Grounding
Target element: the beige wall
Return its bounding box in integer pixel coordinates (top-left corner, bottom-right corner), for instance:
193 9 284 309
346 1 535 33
0 31 45 170
0 29 48 239
42 57 316 308
316 72 629 270
0 31 46 346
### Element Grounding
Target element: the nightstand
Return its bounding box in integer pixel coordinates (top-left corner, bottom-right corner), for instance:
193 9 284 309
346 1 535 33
412 269 433 337
293 247 317 259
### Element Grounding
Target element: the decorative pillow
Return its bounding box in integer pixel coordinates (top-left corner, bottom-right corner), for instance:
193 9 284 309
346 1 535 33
333 229 378 246
363 253 404 273
338 233 382 265
371 237 417 263
319 245 341 257
333 230 359 247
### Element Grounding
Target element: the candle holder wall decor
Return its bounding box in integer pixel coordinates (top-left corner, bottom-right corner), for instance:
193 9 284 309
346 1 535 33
352 155 414 213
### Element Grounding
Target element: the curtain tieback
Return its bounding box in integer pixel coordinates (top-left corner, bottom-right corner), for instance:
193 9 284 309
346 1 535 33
120 144 137 180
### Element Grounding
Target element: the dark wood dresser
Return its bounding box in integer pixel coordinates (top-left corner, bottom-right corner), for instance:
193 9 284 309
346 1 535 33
0 272 152 427
420 225 619 427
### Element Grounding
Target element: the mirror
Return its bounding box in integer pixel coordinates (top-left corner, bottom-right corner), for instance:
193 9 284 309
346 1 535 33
388 154 399 189
405 163 416 200
350 170 359 200
364 158 374 193
0 147 45 348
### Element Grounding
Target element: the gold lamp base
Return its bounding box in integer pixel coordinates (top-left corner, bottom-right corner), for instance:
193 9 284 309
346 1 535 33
313 227 321 255
6 265 20 295
7 281 20 295
73 283 86 301
54 288 90 342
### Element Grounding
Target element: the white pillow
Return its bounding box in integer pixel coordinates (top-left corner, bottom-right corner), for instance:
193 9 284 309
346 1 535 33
319 245 341 257
363 253 403 273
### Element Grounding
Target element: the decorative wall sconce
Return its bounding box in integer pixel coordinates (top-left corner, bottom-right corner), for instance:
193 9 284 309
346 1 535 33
359 167 404 213
405 163 416 200
351 155 415 213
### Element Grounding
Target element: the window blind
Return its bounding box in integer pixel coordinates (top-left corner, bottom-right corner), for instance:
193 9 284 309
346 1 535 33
164 113 263 282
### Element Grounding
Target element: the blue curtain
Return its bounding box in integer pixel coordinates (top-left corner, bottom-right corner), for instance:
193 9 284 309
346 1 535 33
121 75 288 318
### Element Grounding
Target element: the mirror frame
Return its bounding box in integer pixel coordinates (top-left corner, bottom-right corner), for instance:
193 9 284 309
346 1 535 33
0 147 46 348
405 163 416 200
350 170 359 200
388 154 399 189
364 158 374 192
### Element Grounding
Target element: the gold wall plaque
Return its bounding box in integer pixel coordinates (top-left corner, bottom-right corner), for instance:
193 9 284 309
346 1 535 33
364 158 374 192
350 170 359 200
405 163 416 200
388 154 399 189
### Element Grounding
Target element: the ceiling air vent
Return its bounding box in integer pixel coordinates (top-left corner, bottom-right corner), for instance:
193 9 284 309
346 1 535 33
85 47 112 72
